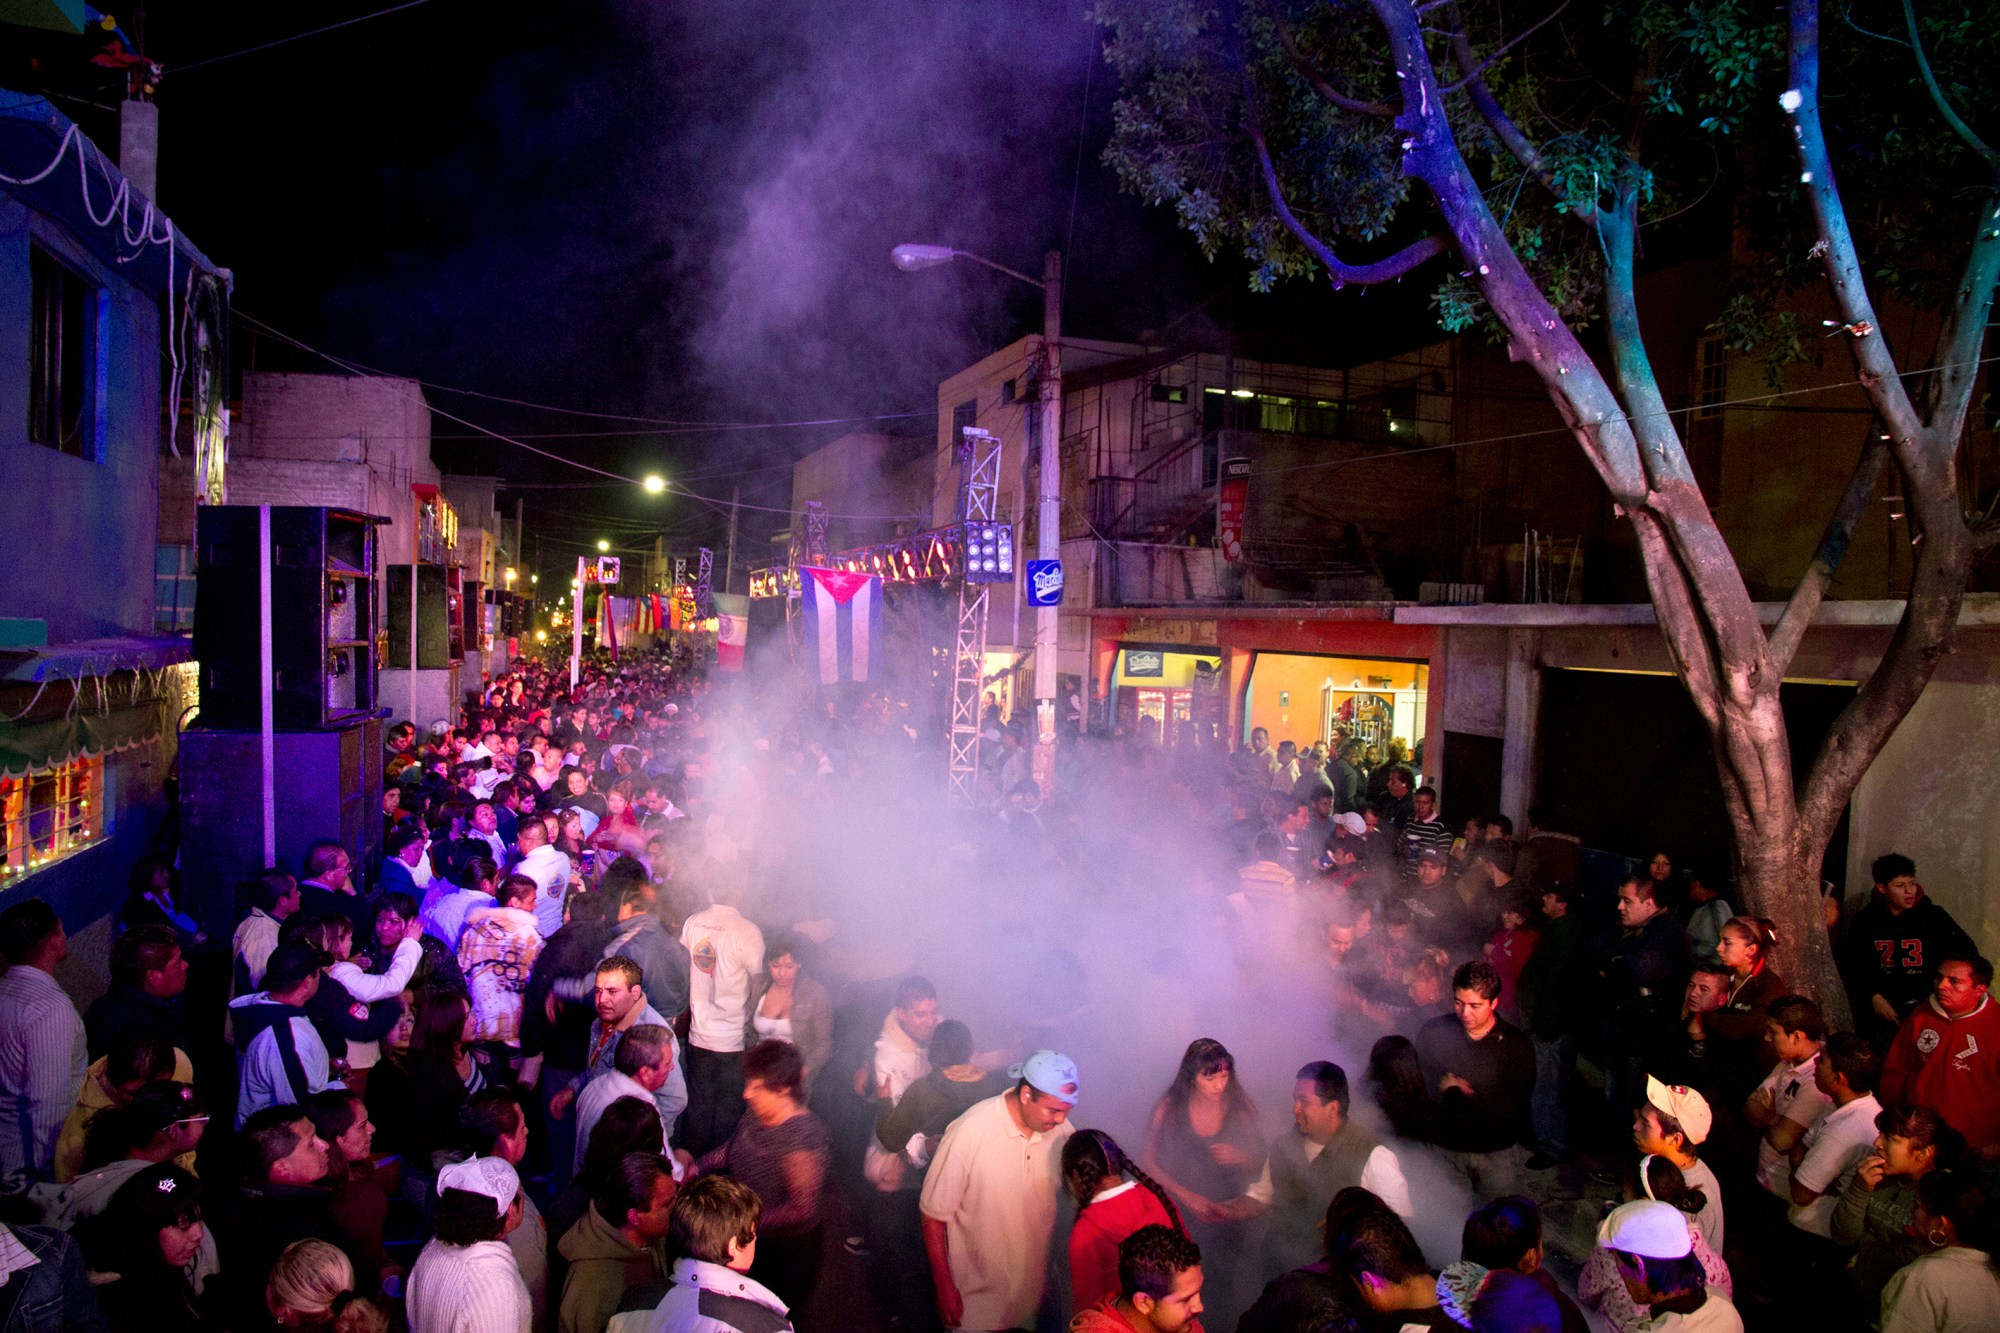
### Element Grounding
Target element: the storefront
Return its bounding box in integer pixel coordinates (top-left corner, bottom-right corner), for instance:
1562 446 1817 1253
1109 646 1224 747
1243 654 1428 755
1087 610 1441 760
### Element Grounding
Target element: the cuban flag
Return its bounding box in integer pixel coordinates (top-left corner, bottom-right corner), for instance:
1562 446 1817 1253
799 567 881 684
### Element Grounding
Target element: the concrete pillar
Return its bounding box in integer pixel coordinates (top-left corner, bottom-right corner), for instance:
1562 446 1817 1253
1499 627 1541 831
118 100 159 201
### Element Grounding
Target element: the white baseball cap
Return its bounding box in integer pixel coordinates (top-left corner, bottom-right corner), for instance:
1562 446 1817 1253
1597 1199 1693 1259
437 1156 520 1214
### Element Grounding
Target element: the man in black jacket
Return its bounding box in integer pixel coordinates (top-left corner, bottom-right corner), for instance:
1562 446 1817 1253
209 1106 341 1333
1594 876 1689 1117
1517 884 1587 1169
1416 962 1536 1201
82 925 187 1058
1838 852 1976 1044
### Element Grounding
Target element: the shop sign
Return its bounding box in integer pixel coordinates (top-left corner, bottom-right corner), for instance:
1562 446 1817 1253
1217 457 1251 562
1025 559 1065 606
1124 618 1219 646
1125 649 1165 677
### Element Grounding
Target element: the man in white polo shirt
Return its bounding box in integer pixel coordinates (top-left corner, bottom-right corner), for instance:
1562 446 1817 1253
1748 996 1830 1197
1785 1033 1884 1237
920 1050 1079 1332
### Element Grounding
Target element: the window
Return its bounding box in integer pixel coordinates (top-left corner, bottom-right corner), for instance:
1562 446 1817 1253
28 246 101 457
155 545 197 632
951 399 978 439
0 755 105 884
1694 335 1726 419
1000 379 1017 405
1150 382 1188 404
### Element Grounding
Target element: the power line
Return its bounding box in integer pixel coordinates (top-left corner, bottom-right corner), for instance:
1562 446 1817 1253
234 311 933 433
177 0 437 74
235 310 934 522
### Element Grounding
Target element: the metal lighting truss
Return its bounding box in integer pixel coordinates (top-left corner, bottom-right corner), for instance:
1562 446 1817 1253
946 428 1000 803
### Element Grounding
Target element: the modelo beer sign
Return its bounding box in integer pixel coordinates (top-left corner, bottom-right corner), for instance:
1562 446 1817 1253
1025 558 1065 606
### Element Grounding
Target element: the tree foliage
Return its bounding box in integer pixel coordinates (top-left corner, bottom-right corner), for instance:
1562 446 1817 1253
1097 0 1999 372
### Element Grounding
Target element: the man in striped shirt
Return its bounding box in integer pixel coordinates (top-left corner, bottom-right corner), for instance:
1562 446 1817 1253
0 898 88 1189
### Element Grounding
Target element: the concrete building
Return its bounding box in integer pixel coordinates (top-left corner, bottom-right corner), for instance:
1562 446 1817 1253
167 371 469 728
789 248 2000 954
0 95 225 972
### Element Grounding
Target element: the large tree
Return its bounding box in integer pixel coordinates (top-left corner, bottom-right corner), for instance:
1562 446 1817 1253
1096 0 2000 1010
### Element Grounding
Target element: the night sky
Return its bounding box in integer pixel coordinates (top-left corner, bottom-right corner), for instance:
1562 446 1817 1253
8 0 1440 567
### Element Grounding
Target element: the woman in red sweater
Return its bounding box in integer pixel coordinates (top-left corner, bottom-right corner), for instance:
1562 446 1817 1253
1064 1129 1187 1313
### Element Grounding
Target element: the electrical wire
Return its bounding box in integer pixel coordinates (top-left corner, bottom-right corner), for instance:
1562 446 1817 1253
176 0 437 74
233 311 934 433
235 310 936 522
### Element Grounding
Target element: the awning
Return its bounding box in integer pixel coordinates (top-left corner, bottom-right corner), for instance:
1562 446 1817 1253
0 635 190 684
0 699 170 779
0 638 191 777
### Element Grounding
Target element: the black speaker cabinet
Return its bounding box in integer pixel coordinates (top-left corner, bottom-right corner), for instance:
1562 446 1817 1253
385 565 465 669
195 506 383 731
178 717 384 936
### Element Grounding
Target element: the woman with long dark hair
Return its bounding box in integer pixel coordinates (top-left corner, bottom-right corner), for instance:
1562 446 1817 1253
694 1038 831 1309
87 1163 216 1333
401 990 493 1168
1142 1038 1265 1326
1064 1128 1185 1312
1366 1034 1434 1141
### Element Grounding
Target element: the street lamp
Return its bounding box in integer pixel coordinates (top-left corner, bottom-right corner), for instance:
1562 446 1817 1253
894 241 1063 797
643 474 666 495
597 539 611 552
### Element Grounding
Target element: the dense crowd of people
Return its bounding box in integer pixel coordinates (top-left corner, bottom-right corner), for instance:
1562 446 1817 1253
0 650 1994 1333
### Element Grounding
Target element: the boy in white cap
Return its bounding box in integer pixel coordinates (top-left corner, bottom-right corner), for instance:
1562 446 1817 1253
407 1156 533 1333
1632 1076 1725 1256
1595 1200 1742 1333
919 1049 1079 1331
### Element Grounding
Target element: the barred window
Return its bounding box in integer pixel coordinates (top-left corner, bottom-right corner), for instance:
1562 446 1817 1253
155 545 197 632
1694 335 1727 419
0 755 105 884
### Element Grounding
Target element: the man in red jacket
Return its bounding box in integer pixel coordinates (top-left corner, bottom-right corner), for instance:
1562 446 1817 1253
1879 951 2000 1153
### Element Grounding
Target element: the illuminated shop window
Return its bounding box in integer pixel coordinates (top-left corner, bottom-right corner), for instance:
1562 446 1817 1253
0 755 106 882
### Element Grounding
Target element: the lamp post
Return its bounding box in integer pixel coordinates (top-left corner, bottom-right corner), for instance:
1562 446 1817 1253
892 244 1062 796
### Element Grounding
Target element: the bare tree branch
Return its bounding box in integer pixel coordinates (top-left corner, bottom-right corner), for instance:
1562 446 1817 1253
1918 207 2000 443
1784 0 1925 447
1266 2 1397 118
1769 432 1890 671
1439 0 1570 95
1901 0 1999 170
1440 3 1598 224
1239 60 1451 285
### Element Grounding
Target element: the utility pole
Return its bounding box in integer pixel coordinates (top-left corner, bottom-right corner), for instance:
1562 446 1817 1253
725 485 741 594
1031 250 1062 798
570 556 585 689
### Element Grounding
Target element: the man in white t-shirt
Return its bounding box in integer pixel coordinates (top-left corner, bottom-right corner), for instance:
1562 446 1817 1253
1634 1075 1725 1257
1786 1033 1884 1237
1748 996 1830 1197
920 1050 1079 1332
678 898 764 1156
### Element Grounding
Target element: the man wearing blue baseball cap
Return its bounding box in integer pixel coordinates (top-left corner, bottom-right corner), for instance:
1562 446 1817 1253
919 1049 1079 1330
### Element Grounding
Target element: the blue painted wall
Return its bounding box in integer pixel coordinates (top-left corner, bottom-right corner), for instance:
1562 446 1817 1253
0 191 163 642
